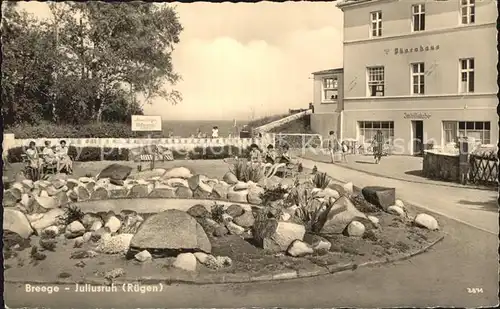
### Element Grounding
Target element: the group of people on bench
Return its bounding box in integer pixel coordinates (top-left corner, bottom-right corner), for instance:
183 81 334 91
24 140 73 179
247 143 299 177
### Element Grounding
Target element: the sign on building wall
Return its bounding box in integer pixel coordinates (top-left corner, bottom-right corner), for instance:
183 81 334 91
384 44 440 55
403 112 431 119
131 115 162 131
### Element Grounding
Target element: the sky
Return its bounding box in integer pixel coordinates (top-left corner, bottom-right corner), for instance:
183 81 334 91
16 1 344 121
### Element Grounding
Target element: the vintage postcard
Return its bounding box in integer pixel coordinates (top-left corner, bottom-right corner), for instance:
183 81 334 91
2 0 499 308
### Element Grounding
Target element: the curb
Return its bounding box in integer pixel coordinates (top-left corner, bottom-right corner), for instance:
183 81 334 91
5 235 444 286
300 156 495 191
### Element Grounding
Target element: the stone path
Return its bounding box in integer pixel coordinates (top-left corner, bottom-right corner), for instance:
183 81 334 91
300 158 498 235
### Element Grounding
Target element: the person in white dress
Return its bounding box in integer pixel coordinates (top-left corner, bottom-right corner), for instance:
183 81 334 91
211 126 219 138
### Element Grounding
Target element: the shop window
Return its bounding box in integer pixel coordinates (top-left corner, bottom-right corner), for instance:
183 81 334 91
443 121 490 144
358 121 394 144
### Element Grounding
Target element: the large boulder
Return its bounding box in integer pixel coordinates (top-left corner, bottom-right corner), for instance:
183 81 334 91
361 186 396 211
98 164 133 181
247 186 264 205
222 172 238 185
3 188 22 207
97 233 134 254
187 174 209 191
173 253 197 272
32 195 60 213
287 240 313 257
30 208 66 234
233 210 255 228
107 184 128 198
253 217 306 252
73 186 91 201
3 208 34 239
129 209 211 257
211 183 229 200
148 184 176 198
128 183 154 198
227 189 249 203
66 179 80 190
315 196 368 235
91 186 110 200
414 214 439 230
187 204 211 219
163 167 193 180
175 186 193 199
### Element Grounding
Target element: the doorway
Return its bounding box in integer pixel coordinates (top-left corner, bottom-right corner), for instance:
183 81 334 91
411 120 424 156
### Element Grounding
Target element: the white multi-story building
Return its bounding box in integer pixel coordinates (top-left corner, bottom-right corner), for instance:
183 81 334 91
335 0 497 155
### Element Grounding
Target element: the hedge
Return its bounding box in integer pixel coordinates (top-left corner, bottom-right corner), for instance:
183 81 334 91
4 122 164 139
7 145 253 163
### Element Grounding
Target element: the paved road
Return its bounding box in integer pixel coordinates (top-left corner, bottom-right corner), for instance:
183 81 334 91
300 158 498 235
4 213 498 308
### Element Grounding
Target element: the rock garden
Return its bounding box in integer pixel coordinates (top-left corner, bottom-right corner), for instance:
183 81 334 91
3 160 444 285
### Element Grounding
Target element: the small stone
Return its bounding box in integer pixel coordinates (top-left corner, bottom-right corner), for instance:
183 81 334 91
134 250 152 262
367 215 380 227
66 221 85 238
395 199 405 208
90 221 103 232
233 211 255 228
347 221 366 237
387 205 406 217
41 226 59 239
213 225 229 237
414 213 439 230
104 268 125 280
187 204 211 219
173 253 197 272
226 204 244 217
104 216 121 233
287 240 313 257
75 260 86 268
82 232 92 242
96 233 133 254
74 236 85 248
194 252 210 264
215 256 232 267
225 222 245 235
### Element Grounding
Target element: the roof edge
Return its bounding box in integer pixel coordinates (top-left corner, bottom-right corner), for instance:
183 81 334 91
312 68 344 75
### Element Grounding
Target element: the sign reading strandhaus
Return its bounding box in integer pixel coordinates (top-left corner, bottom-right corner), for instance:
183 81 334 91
394 45 440 55
131 115 162 131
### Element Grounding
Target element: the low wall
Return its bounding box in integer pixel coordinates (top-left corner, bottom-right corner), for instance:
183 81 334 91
6 134 276 152
422 150 460 182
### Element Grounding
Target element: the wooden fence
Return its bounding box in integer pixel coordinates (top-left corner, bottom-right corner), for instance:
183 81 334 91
468 148 498 185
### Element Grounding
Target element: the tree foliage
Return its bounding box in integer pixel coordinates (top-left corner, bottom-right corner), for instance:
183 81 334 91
1 2 183 126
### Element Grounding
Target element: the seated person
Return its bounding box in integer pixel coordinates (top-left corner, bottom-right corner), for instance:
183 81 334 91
42 140 58 166
248 144 262 164
56 140 73 174
279 144 297 164
264 144 277 164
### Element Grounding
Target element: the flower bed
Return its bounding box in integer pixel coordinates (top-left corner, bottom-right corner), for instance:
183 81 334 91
3 164 444 283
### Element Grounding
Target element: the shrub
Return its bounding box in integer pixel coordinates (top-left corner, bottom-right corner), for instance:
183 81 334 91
7 146 130 163
230 159 265 183
59 205 85 226
260 185 290 206
5 122 162 139
313 172 331 189
211 203 225 224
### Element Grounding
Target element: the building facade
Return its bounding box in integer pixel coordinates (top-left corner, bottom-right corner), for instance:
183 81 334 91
310 68 344 138
337 0 497 155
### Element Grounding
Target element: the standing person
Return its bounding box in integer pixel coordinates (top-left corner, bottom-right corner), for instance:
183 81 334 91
25 141 42 180
196 128 203 138
212 126 219 138
327 131 340 163
372 130 385 164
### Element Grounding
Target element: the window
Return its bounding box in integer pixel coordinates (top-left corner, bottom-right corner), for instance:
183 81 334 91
461 0 475 24
322 77 338 101
443 121 490 144
359 121 394 144
367 67 385 97
411 63 425 95
370 11 382 37
412 4 425 32
460 58 475 93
